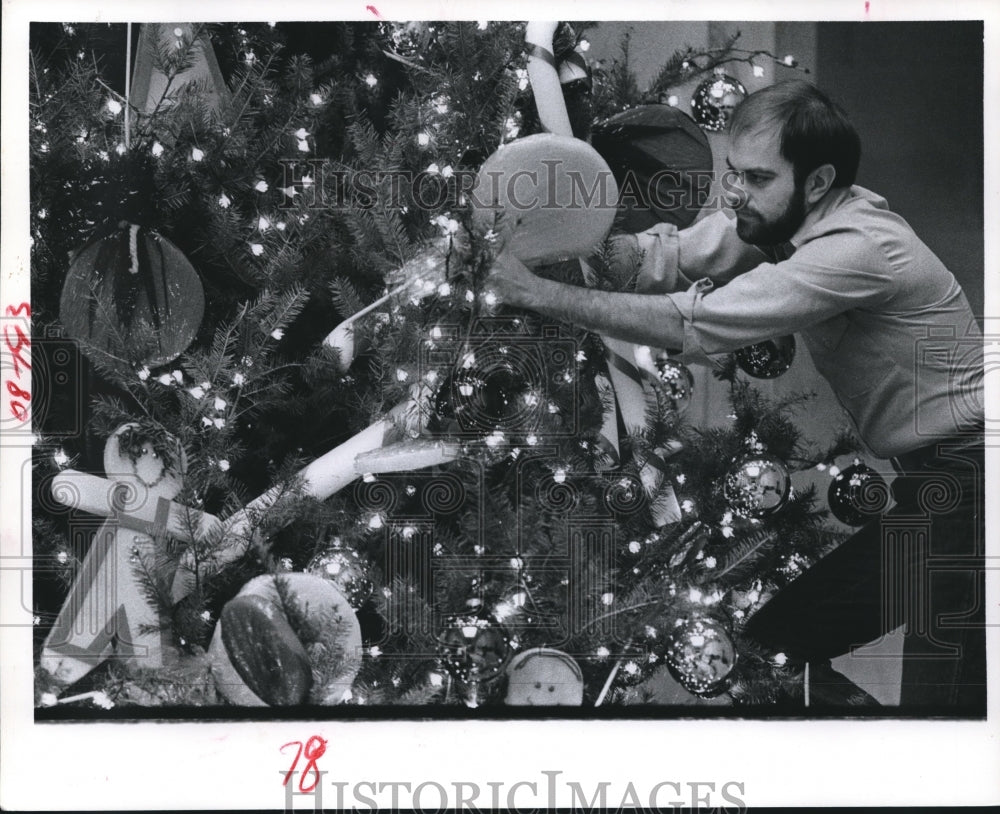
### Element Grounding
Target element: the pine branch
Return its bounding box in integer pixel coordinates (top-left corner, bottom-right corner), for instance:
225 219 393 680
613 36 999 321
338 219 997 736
714 528 779 580
131 546 177 623
810 428 866 467
328 276 367 320
252 283 310 338
399 682 445 705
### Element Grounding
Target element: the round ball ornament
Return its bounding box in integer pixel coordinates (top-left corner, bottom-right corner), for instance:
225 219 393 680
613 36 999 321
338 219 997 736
433 349 534 434
471 133 618 265
603 473 646 516
691 73 748 132
827 461 890 526
463 357 522 426
59 223 205 367
436 614 511 685
652 355 694 407
734 335 796 379
615 659 649 689
504 647 584 706
664 614 737 697
723 452 791 518
634 346 693 409
306 543 375 609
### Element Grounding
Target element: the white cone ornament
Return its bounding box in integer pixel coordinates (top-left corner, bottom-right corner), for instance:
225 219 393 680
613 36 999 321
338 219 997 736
324 319 356 373
131 24 229 121
209 573 362 706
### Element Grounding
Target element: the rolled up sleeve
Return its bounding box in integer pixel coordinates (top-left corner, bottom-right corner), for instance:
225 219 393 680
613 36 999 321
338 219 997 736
635 210 769 295
664 231 897 361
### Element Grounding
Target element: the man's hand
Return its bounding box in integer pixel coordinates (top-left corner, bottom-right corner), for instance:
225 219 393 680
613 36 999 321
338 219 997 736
486 249 543 308
385 232 469 293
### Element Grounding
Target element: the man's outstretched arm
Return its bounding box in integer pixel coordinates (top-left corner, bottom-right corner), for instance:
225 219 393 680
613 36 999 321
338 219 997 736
490 226 897 360
488 249 687 351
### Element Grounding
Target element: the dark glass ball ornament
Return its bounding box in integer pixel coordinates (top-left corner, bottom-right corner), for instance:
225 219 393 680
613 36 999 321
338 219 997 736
734 335 796 379
827 462 890 526
652 355 695 408
664 614 737 697
723 452 791 518
433 349 532 433
306 543 375 609
691 73 748 132
436 614 511 685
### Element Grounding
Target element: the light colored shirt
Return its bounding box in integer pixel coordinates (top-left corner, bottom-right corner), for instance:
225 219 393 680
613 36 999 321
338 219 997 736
633 185 983 458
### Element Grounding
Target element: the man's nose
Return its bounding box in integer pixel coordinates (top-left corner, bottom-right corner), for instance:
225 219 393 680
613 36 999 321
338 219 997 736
726 187 748 210
724 171 748 208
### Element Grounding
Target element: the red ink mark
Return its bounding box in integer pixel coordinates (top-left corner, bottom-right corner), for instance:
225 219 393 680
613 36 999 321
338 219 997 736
366 5 381 18
865 0 870 14
280 735 328 793
3 302 31 422
7 380 30 402
4 322 31 377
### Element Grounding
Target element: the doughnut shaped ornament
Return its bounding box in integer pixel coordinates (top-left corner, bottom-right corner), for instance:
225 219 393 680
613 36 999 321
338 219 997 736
209 573 362 706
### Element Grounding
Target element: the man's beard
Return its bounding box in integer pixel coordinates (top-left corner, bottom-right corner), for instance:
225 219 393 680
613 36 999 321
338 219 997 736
735 183 807 247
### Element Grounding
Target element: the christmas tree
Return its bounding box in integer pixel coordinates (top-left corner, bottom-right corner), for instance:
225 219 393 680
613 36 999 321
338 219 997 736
31 21 858 713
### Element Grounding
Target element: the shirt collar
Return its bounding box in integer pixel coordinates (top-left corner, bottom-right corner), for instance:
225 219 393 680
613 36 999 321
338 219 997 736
785 184 891 251
787 185 854 250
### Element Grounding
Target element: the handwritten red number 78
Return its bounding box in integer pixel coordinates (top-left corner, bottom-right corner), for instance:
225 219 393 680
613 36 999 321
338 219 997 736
280 735 327 793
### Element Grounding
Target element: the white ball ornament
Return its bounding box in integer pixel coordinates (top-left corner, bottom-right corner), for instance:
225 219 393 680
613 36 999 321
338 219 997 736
505 648 584 706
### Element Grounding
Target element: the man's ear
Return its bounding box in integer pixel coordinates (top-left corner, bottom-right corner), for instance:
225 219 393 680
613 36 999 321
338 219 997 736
805 163 837 205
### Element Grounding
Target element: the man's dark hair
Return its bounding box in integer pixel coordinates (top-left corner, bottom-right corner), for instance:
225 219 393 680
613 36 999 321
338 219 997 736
730 80 861 188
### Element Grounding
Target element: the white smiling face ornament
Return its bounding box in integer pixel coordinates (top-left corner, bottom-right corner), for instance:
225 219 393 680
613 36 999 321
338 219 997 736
504 647 584 706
